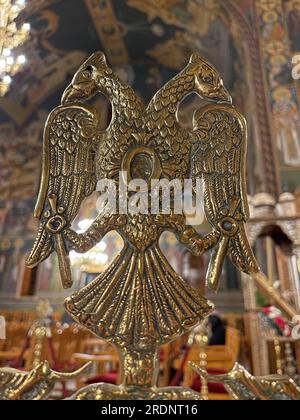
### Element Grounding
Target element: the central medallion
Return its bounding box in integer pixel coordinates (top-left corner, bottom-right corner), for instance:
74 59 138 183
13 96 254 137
121 145 162 192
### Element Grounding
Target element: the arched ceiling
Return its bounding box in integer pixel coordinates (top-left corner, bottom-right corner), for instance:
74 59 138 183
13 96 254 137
0 0 254 127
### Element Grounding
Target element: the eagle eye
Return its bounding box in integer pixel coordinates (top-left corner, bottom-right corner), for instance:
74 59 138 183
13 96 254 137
203 75 213 84
82 66 94 80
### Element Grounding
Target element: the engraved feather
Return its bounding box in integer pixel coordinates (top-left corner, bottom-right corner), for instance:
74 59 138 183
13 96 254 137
191 104 259 291
27 105 98 268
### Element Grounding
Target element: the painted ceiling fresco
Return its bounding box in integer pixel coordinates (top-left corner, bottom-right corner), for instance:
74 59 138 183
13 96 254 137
0 0 300 295
0 0 246 126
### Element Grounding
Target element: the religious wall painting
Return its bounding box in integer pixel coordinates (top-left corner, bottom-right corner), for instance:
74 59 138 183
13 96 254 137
126 0 223 36
146 16 239 91
22 0 64 18
0 117 46 203
272 86 300 167
84 0 129 66
6 200 39 237
0 238 34 295
147 32 192 71
285 0 300 53
256 0 300 184
0 115 45 295
0 0 251 126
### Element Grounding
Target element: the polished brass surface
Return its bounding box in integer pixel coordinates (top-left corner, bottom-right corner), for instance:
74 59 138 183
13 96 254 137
0 361 92 400
25 51 265 399
191 362 300 401
69 383 202 401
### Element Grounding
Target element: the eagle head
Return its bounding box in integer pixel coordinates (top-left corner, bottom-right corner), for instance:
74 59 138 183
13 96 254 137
62 51 112 103
189 53 232 104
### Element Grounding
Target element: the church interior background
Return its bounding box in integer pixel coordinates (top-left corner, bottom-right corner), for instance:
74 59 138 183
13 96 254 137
1 0 300 400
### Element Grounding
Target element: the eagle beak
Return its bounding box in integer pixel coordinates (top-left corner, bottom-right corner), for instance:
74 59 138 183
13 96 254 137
61 83 87 104
209 85 232 104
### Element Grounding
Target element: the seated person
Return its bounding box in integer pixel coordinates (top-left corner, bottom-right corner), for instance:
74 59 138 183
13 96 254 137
208 313 226 345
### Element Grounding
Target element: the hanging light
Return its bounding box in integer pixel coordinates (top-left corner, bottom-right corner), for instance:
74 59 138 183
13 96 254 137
0 0 30 96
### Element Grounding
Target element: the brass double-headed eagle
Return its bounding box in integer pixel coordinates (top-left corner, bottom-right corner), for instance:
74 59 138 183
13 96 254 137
26 52 260 398
0 361 92 400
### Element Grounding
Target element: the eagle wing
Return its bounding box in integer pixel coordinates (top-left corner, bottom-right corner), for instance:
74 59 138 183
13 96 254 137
190 103 259 292
27 104 99 286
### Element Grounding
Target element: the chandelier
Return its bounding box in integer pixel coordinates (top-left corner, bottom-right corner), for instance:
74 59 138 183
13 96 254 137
0 0 30 96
